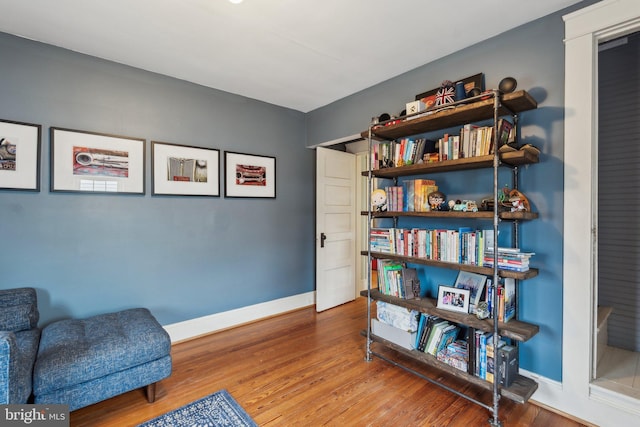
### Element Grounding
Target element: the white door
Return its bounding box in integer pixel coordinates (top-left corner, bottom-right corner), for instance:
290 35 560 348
316 147 356 312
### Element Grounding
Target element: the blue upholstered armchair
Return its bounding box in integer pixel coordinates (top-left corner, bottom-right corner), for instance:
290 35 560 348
0 287 41 404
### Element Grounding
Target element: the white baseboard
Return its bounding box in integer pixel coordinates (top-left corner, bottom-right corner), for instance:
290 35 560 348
522 369 640 427
164 291 316 343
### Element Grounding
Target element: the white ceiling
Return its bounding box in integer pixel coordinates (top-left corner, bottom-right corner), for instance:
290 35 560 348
0 0 583 113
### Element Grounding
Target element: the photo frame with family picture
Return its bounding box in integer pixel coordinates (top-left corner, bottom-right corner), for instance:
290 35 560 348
436 285 470 314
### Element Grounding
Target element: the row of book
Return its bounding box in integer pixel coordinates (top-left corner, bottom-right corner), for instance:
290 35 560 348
486 278 516 323
371 300 519 386
373 262 515 323
370 227 534 273
414 314 518 386
436 340 468 372
435 119 512 161
376 260 420 299
471 331 518 386
415 314 461 357
371 138 434 170
382 179 438 212
370 119 514 169
370 227 489 266
483 248 534 272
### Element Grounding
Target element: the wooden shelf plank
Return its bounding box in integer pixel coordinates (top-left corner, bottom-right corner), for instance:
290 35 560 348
360 90 537 141
361 289 539 342
362 331 538 404
361 210 538 220
362 150 538 179
362 252 539 281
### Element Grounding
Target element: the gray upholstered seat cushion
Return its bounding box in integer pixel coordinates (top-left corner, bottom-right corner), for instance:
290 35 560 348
0 287 41 404
0 288 39 332
0 328 41 403
33 308 170 396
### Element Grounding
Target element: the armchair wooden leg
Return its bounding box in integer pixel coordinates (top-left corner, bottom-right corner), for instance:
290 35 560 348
146 383 157 403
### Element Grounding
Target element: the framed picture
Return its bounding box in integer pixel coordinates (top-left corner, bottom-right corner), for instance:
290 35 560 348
151 141 220 196
50 127 145 194
224 151 276 198
415 73 484 109
0 119 42 191
453 271 487 314
437 285 470 314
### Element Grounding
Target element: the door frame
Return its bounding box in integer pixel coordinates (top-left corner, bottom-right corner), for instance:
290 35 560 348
310 134 365 308
558 0 640 424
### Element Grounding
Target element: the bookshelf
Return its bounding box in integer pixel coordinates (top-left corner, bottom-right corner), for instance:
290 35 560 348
363 89 539 427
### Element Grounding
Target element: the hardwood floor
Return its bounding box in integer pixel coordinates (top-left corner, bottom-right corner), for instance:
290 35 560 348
71 297 589 427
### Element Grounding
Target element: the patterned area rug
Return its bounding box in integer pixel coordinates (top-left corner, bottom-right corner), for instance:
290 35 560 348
137 389 257 427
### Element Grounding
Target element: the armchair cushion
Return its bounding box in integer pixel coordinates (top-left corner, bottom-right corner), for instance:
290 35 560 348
0 288 39 332
0 328 41 404
0 287 40 404
0 304 36 332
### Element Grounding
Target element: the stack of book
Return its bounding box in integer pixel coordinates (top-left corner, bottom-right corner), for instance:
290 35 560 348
436 340 468 372
371 138 435 170
369 226 488 266
414 314 461 357
483 247 534 272
483 278 516 322
384 186 403 212
370 228 394 253
434 118 513 161
375 260 419 299
471 331 519 386
401 179 438 212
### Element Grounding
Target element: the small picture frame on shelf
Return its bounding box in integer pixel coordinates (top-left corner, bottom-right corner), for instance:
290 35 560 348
437 285 470 314
453 271 487 314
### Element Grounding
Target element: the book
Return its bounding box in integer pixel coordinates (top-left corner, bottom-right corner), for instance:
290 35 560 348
497 118 513 147
425 321 451 355
415 313 427 349
485 338 506 383
437 340 468 372
478 332 492 379
418 315 441 352
502 278 516 322
422 318 447 353
435 325 460 356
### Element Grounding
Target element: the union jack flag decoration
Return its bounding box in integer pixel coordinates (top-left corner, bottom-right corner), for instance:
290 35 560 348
435 85 455 106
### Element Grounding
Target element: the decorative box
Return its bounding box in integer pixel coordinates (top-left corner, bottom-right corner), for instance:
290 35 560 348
371 319 417 350
405 100 426 116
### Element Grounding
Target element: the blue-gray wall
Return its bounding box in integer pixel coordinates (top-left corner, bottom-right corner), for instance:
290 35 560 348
0 33 314 326
0 0 595 384
306 3 596 382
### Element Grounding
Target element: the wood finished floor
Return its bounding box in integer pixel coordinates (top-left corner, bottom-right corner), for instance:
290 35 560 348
71 297 589 427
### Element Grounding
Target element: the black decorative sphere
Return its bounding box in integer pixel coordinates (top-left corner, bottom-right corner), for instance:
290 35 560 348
499 77 517 93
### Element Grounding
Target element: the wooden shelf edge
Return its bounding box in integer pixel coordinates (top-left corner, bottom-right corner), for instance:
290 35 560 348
361 289 539 342
364 150 538 179
361 210 538 220
361 90 537 141
362 330 538 404
362 252 539 281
